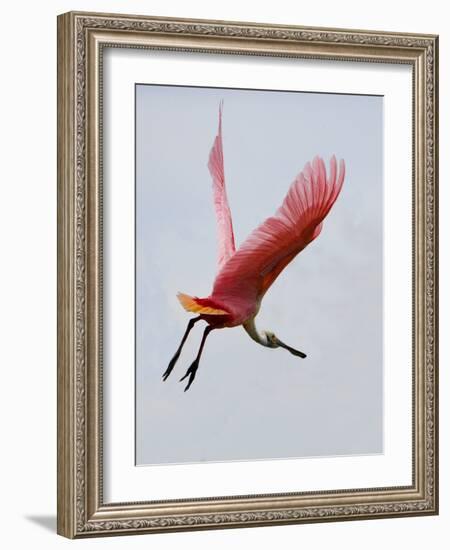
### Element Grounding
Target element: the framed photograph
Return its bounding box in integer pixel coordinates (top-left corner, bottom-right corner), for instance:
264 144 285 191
57 11 439 538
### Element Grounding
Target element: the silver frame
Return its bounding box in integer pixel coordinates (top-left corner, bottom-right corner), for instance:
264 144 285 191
57 11 439 538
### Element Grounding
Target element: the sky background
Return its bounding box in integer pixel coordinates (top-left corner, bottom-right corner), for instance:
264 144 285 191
135 84 383 465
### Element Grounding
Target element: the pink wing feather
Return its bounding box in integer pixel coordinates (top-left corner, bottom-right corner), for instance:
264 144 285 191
211 155 345 310
208 102 236 270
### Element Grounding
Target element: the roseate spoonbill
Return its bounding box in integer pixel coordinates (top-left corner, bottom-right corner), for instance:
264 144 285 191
163 102 345 391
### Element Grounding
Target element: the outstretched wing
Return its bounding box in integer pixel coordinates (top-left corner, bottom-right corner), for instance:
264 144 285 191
208 101 236 270
211 155 345 305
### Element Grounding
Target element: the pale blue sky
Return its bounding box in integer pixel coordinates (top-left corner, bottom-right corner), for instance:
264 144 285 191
135 83 383 465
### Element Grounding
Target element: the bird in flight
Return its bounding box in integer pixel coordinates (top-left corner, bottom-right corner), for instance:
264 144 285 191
163 102 345 391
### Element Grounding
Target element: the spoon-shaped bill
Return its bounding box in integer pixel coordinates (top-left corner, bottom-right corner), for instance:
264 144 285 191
275 337 307 359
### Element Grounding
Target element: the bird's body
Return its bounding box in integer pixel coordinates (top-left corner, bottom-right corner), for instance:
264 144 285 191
163 102 346 390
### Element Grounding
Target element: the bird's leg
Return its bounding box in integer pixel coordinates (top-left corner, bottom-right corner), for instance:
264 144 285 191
162 316 202 381
179 326 214 392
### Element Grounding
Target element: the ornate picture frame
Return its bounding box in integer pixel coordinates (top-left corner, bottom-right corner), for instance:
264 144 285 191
57 11 438 538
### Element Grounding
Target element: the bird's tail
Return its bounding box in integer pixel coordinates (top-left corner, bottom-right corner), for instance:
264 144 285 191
177 292 228 316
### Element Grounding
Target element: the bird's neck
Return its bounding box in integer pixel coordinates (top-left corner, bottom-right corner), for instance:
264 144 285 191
243 317 269 347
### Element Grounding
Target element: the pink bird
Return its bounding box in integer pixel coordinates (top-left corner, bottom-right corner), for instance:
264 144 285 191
163 102 345 390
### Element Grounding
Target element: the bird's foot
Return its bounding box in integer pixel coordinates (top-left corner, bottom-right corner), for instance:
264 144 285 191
179 361 199 392
162 353 180 381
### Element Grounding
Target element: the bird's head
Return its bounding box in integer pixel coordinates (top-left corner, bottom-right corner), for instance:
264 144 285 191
263 331 307 358
263 331 279 348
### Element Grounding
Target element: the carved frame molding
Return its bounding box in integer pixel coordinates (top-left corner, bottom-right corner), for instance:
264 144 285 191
57 11 438 538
